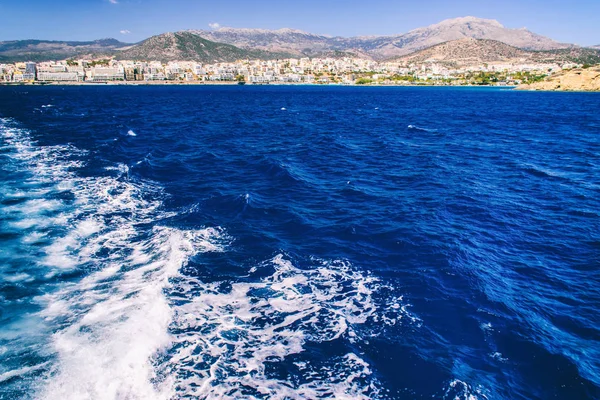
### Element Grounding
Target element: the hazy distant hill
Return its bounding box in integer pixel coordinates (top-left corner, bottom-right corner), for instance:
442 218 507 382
115 32 292 62
395 38 600 67
0 39 130 62
193 17 571 60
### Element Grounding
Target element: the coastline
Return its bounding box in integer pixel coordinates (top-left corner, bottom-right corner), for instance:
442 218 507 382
515 87 600 93
0 81 518 89
515 67 600 92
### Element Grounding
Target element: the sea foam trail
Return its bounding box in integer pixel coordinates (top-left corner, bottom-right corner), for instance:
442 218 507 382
165 254 413 399
39 227 226 400
1 118 416 400
0 118 226 400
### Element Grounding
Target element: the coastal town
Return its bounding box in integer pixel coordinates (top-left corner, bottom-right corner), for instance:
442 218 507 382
0 56 574 86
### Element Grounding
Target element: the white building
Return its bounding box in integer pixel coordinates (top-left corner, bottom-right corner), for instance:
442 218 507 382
88 67 124 81
37 72 81 82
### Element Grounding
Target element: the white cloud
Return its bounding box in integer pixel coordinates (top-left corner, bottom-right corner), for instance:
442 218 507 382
120 30 131 35
208 22 220 30
108 0 118 4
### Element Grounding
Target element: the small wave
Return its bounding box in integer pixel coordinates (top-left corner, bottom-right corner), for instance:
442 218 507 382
104 163 130 178
520 163 569 181
490 352 508 362
407 125 438 133
2 272 34 283
127 130 137 137
0 363 50 383
259 158 305 185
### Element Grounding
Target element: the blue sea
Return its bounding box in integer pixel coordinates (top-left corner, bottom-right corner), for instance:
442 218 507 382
0 85 598 400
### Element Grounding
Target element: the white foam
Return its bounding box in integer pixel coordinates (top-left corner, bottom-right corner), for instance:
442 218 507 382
127 130 137 137
2 273 34 283
445 379 489 400
4 199 63 215
0 118 416 399
105 163 129 177
22 232 48 244
38 227 226 400
490 352 508 362
0 119 227 399
164 254 410 399
0 363 50 383
407 124 438 133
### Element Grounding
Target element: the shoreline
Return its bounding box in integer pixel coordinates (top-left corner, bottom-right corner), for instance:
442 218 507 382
4 82 594 92
0 81 519 89
515 87 600 93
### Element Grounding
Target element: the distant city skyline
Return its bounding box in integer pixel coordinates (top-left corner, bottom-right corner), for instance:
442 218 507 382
0 0 599 46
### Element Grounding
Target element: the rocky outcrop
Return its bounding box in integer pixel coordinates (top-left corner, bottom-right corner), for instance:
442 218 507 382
517 67 600 91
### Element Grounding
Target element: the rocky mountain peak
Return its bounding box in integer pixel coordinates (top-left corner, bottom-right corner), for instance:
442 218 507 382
432 16 504 29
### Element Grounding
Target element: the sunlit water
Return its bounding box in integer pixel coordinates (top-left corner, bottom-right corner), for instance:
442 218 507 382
0 86 599 399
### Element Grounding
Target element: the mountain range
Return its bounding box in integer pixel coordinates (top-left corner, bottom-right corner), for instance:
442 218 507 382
192 17 570 60
0 17 598 64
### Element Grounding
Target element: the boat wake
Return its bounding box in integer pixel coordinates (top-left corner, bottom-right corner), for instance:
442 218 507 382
0 119 226 399
0 118 415 399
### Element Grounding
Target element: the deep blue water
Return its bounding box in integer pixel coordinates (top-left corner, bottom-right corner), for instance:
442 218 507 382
0 85 599 400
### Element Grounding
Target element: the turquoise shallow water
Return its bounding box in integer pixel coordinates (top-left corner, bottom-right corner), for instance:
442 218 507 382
0 85 599 399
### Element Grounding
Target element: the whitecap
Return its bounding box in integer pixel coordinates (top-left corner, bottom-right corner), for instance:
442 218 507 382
444 379 489 400
407 124 438 133
0 363 50 383
127 130 137 137
2 273 34 283
480 322 493 332
490 352 508 362
104 163 129 177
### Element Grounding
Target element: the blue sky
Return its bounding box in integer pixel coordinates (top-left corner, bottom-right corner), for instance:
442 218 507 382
0 0 598 46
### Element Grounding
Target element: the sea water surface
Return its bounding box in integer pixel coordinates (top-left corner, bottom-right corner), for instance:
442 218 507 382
0 85 598 400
